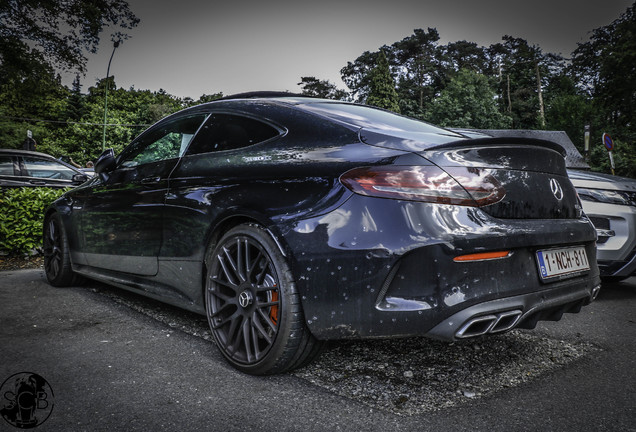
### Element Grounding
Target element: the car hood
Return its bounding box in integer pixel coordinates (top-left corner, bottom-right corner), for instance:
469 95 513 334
568 169 636 192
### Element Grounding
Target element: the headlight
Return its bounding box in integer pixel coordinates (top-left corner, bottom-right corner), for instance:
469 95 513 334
576 188 636 206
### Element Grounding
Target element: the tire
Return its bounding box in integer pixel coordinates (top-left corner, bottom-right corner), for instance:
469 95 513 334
43 213 82 287
205 224 321 375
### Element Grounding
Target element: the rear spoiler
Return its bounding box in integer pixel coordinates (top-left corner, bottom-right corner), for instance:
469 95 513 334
426 137 567 158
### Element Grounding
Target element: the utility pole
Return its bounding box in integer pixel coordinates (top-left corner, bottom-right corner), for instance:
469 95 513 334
102 40 120 152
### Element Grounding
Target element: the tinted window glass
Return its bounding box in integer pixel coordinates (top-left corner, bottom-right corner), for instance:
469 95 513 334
0 156 16 176
22 157 77 180
119 114 207 167
187 114 279 155
300 102 451 134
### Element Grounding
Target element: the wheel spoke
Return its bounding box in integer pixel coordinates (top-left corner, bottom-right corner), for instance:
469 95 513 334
217 253 237 285
250 316 263 360
48 220 56 243
209 275 237 290
228 315 246 356
253 310 275 341
208 280 237 302
236 238 248 282
242 318 253 362
208 302 233 319
255 283 277 292
256 265 269 285
223 245 243 283
51 256 60 277
257 300 279 308
247 250 263 279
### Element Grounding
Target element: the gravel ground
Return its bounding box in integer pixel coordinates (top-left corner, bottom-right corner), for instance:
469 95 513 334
89 283 599 416
0 254 43 271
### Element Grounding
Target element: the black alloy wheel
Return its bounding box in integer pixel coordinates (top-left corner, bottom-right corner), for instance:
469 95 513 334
205 224 321 375
43 213 80 287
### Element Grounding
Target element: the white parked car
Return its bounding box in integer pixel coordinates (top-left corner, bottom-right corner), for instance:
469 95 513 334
568 170 636 281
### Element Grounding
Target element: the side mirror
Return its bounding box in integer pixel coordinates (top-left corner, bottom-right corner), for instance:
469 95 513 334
71 173 89 184
94 148 117 175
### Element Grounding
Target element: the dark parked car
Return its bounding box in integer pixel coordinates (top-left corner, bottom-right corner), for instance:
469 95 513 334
43 93 601 374
0 149 89 188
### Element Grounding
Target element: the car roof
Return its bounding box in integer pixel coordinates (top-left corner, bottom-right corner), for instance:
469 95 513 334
0 148 59 159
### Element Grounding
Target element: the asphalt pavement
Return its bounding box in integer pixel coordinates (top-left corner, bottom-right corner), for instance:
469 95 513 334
0 269 634 431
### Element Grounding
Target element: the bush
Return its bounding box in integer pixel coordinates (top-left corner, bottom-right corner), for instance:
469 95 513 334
0 187 68 255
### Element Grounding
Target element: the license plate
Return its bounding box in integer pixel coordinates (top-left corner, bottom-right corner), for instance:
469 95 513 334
536 246 590 280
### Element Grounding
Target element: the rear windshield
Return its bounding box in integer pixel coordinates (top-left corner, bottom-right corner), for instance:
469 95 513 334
299 102 453 135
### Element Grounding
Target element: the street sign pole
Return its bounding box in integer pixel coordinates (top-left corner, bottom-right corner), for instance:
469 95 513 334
584 125 590 161
602 133 615 175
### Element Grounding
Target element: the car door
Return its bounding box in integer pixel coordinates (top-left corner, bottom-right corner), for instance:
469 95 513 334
77 113 208 276
0 154 22 187
19 156 82 188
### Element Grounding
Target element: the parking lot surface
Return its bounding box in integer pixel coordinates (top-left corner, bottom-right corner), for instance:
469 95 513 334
1 269 634 431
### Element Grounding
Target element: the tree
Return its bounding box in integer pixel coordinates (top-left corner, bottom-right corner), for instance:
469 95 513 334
543 74 593 153
298 77 348 100
365 51 400 112
196 93 225 104
488 36 563 129
571 3 636 141
425 69 512 128
442 40 490 75
392 28 443 113
65 74 86 121
0 0 139 153
341 50 383 103
0 47 69 149
0 0 139 78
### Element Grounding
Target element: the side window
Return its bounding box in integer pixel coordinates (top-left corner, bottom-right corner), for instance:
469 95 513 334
186 114 280 155
22 157 77 180
0 156 16 176
119 114 207 167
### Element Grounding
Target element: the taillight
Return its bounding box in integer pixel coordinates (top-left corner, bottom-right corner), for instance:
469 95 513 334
340 165 505 207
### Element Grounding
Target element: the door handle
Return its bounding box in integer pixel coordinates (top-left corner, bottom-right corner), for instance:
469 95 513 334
141 176 161 184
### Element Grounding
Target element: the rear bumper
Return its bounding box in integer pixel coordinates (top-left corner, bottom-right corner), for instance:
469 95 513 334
427 279 600 341
282 195 600 340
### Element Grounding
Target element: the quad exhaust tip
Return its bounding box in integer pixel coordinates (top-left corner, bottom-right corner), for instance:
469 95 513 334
456 310 523 339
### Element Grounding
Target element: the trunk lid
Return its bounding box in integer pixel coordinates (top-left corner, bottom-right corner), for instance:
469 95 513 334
360 129 581 220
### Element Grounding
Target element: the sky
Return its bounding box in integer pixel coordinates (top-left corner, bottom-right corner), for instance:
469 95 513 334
63 0 634 100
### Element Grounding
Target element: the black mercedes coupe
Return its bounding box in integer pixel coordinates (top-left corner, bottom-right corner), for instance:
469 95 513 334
44 93 601 374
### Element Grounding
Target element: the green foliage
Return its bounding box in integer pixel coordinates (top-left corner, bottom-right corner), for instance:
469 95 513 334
0 187 67 255
341 50 382 103
298 77 349 100
0 1 139 77
571 3 636 131
366 51 400 112
392 28 443 111
588 139 636 178
424 69 512 128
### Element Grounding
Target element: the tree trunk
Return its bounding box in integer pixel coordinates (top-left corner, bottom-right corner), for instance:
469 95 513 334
536 62 546 128
506 75 512 113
